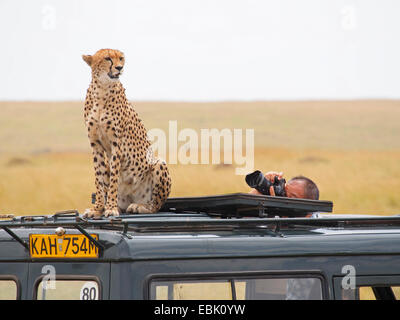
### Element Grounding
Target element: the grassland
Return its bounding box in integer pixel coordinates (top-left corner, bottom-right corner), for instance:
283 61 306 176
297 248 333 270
0 100 400 216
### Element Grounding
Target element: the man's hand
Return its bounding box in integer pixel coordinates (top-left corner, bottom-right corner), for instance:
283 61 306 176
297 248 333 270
264 171 283 183
248 171 284 196
265 171 284 196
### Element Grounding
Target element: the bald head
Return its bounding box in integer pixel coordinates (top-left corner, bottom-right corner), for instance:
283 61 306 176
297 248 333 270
285 176 319 200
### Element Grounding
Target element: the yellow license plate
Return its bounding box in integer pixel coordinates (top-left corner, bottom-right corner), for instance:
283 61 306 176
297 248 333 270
29 234 99 258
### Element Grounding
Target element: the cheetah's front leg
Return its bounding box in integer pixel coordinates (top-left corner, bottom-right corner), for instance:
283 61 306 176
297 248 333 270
83 142 109 218
104 143 121 217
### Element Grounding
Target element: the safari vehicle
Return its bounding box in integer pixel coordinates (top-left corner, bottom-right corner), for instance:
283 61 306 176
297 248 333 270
0 193 400 300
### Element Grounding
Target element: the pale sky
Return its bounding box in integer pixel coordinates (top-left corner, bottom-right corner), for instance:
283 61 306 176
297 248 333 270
1 0 399 101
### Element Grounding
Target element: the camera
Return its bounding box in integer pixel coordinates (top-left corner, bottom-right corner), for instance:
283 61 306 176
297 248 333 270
245 170 287 197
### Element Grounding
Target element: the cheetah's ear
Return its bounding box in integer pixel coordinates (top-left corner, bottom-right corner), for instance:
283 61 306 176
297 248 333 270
82 55 93 66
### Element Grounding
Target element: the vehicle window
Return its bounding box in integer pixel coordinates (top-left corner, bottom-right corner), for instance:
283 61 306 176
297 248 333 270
241 278 322 300
36 280 99 300
154 280 233 300
359 286 400 300
393 287 400 299
359 287 375 300
0 280 17 300
150 277 323 300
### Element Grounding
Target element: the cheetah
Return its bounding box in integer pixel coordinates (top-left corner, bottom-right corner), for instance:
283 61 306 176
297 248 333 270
82 48 171 218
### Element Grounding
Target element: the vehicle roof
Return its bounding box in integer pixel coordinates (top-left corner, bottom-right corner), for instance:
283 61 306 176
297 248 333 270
0 194 399 261
1 212 400 261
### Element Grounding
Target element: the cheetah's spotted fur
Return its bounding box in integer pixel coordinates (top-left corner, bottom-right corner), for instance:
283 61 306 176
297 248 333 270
82 49 171 217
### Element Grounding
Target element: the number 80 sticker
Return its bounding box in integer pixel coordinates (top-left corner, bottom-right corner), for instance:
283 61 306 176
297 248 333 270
80 281 99 300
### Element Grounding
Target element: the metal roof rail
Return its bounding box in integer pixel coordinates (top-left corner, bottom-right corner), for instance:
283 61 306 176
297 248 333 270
1 212 400 231
1 212 400 248
0 214 15 220
114 215 400 232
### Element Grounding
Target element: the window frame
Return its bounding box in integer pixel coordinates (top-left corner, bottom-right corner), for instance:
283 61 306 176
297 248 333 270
33 274 102 300
145 270 328 300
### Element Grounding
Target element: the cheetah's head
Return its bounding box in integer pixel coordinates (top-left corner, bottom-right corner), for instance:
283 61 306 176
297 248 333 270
83 49 125 83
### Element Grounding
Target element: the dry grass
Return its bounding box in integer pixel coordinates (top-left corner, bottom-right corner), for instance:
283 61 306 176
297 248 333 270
1 100 400 153
0 100 400 216
1 148 399 216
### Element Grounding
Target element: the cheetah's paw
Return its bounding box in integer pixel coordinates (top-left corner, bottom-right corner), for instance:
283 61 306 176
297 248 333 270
82 208 103 219
104 208 120 217
126 203 154 214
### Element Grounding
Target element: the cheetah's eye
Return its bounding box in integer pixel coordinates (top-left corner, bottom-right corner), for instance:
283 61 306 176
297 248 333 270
120 57 124 61
105 57 112 62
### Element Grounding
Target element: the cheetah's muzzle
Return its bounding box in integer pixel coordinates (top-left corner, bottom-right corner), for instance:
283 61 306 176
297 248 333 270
108 72 120 79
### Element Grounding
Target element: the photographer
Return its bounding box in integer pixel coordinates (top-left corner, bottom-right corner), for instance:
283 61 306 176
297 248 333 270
247 171 319 200
247 171 321 299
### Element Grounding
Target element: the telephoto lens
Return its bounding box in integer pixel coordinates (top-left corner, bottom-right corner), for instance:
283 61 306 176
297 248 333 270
245 170 272 195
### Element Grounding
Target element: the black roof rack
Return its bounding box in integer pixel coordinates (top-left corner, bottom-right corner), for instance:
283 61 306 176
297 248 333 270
160 193 333 217
2 208 400 252
1 212 400 234
2 193 400 253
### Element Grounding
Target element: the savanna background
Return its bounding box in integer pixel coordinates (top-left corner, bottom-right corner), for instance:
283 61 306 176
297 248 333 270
1 100 399 216
1 0 399 218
